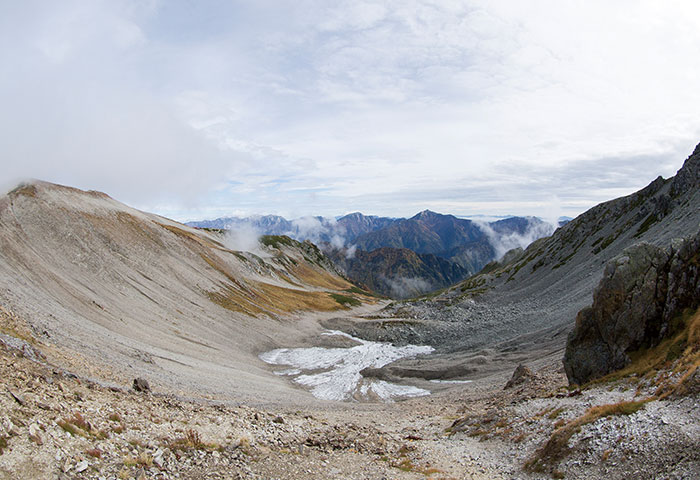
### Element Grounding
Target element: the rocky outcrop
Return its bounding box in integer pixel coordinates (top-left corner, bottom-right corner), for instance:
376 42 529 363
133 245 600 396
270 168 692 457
504 364 535 389
670 142 700 197
564 232 700 385
132 378 150 393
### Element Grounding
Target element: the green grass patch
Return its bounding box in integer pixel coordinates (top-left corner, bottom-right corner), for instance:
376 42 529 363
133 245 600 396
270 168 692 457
330 293 361 308
635 214 659 237
345 286 378 297
260 235 296 249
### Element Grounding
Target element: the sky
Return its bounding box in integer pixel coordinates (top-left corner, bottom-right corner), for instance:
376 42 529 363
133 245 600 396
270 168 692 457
1 1 700 223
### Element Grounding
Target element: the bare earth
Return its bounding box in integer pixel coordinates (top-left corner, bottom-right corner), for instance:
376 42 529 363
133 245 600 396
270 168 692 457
1 303 697 480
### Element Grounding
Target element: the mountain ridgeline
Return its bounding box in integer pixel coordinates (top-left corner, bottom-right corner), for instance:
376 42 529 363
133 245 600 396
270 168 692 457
0 182 375 402
188 212 400 245
189 211 556 298
346 143 700 358
326 247 471 299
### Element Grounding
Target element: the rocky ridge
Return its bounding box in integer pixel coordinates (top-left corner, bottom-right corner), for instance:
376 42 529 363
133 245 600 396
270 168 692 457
564 232 700 385
347 143 700 359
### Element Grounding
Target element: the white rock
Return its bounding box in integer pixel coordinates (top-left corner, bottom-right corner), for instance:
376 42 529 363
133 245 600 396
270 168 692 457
29 424 41 437
75 460 88 473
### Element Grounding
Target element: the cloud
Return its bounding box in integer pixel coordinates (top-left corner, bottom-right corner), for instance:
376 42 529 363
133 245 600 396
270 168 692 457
0 1 243 208
289 216 354 250
329 234 345 250
291 216 326 244
221 223 271 258
345 244 357 260
475 218 556 260
2 2 700 221
382 275 433 300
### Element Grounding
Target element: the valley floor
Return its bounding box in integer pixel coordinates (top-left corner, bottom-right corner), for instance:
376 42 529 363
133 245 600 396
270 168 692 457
1 315 697 480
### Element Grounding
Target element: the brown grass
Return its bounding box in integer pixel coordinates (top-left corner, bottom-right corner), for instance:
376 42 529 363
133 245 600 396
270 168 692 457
0 306 36 345
253 281 344 313
664 309 700 396
203 248 355 315
200 253 242 283
206 284 263 316
547 407 566 420
80 211 166 249
391 444 443 476
58 412 91 437
525 398 651 473
11 184 37 198
86 448 102 458
123 452 152 467
585 308 700 398
159 223 222 249
167 428 220 452
291 263 352 290
58 412 109 439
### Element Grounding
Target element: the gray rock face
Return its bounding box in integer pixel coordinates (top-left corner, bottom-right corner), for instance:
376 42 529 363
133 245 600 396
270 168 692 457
564 232 700 385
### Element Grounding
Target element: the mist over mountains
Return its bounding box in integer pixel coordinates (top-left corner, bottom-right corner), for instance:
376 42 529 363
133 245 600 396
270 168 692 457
188 211 558 298
187 212 397 246
0 145 697 479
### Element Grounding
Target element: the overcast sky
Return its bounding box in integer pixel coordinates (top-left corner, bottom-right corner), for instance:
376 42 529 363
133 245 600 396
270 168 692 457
2 1 699 222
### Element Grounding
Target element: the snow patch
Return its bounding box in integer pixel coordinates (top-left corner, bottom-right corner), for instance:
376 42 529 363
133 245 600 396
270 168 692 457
429 379 473 384
260 330 433 402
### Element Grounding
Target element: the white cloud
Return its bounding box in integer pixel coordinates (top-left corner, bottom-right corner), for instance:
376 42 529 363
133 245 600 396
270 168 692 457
1 1 699 221
474 218 556 260
382 275 433 299
223 224 264 256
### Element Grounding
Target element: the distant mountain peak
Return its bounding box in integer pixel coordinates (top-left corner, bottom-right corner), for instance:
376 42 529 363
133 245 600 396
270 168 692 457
681 142 700 177
670 143 700 197
342 212 365 218
412 209 444 220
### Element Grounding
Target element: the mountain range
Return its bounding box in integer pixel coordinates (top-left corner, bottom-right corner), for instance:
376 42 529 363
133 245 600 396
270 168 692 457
188 211 557 297
187 212 398 245
0 145 698 479
343 143 700 361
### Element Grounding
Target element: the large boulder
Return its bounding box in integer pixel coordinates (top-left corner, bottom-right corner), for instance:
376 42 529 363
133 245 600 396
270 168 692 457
504 364 535 389
564 232 700 385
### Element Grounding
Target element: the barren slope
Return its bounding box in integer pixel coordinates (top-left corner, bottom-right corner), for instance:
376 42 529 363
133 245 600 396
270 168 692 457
0 181 374 404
